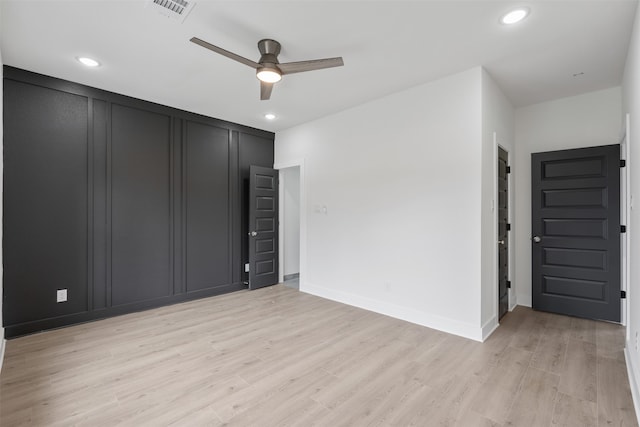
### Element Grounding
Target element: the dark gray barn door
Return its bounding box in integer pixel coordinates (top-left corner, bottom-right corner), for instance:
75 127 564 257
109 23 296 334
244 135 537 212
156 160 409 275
248 166 279 289
531 145 621 321
498 147 509 320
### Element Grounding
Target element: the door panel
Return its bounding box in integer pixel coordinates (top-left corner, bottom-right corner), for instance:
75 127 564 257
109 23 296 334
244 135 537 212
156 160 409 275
248 165 279 289
498 147 509 319
531 144 620 321
542 248 606 270
543 188 605 207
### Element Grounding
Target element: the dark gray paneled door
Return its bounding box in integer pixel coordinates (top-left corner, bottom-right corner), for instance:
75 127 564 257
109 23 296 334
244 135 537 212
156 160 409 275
531 145 621 321
498 147 509 320
248 166 279 289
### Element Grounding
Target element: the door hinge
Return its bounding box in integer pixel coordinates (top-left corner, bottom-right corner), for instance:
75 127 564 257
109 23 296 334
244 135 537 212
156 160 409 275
506 223 511 231
506 280 511 289
621 290 627 299
621 159 627 167
506 166 511 174
621 225 627 233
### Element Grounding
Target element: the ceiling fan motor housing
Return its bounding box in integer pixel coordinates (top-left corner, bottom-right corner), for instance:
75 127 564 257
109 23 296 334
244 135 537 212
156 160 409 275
258 39 281 58
256 39 282 82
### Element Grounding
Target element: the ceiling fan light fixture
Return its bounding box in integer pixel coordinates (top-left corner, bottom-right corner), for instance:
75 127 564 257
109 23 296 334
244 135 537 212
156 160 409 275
257 67 282 83
500 8 529 25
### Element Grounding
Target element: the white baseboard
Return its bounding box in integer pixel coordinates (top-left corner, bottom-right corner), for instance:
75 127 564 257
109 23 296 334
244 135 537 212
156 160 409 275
0 336 5 373
481 317 499 341
517 294 532 307
509 298 518 312
625 345 640 425
301 281 484 342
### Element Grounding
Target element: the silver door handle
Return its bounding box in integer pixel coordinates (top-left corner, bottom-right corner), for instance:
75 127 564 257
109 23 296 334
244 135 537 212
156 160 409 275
532 236 541 243
249 231 258 237
498 240 505 245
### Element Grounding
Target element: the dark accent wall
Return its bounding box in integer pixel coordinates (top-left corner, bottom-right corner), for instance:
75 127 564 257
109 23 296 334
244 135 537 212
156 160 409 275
2 66 274 337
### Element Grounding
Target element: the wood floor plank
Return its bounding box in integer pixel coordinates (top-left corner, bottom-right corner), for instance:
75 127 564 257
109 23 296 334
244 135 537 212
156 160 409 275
408 371 486 426
596 320 626 362
503 367 559 426
469 345 533 424
569 317 597 344
530 330 568 375
213 368 334 423
558 338 597 402
0 287 637 426
597 355 638 426
508 313 545 352
455 409 503 427
550 392 596 427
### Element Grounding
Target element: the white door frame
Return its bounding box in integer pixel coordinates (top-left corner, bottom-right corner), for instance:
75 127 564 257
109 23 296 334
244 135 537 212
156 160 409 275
494 133 515 320
274 159 306 288
621 113 631 329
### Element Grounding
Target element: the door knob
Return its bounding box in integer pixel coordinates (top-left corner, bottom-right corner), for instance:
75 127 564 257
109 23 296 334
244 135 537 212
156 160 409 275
498 240 505 245
249 231 258 237
532 236 541 243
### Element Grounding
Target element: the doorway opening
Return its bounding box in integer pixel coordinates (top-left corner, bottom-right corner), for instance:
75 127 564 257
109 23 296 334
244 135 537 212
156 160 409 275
498 146 510 320
279 166 301 290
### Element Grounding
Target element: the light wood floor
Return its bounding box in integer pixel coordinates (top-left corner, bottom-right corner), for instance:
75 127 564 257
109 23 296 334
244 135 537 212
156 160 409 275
0 285 637 426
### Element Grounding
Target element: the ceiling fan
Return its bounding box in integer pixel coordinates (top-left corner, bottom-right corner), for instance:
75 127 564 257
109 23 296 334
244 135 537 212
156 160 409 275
190 37 344 100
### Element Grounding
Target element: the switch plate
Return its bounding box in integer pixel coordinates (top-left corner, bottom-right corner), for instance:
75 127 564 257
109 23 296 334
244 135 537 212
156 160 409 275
245 263 250 273
56 289 67 303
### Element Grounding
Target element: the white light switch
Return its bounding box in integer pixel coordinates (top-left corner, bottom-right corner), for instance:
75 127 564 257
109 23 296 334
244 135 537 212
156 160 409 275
56 289 67 303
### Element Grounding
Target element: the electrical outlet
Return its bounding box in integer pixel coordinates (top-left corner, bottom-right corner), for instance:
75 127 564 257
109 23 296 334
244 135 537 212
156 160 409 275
56 289 67 303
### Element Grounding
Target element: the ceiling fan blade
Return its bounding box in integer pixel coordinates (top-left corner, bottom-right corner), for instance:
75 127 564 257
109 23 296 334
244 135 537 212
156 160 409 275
260 81 273 100
278 57 344 75
190 37 260 69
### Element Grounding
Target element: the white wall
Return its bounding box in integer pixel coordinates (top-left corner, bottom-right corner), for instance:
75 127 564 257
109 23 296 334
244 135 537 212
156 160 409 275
513 87 623 307
0 2 5 369
282 167 300 276
276 67 486 340
623 2 640 417
480 69 515 336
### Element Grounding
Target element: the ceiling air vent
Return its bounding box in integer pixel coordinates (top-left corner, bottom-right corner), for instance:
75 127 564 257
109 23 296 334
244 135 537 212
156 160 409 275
146 0 195 23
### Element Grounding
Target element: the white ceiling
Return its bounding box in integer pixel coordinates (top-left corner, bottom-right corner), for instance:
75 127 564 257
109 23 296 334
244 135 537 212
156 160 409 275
0 1 637 132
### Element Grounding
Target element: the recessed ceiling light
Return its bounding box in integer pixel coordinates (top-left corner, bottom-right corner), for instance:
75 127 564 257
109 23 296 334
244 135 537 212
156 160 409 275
77 57 100 67
501 8 529 25
264 113 277 120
